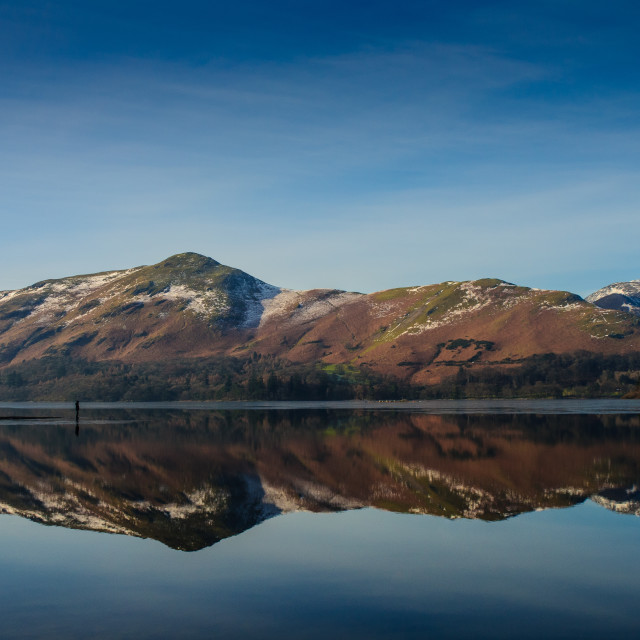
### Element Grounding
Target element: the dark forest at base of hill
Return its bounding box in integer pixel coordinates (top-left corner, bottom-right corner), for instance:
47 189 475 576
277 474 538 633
0 352 639 401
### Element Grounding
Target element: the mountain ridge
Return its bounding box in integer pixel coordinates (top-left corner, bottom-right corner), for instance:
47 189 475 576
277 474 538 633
1 252 639 398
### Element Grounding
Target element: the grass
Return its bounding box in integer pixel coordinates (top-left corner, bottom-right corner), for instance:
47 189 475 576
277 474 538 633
473 278 505 288
320 363 363 383
372 287 414 302
540 290 582 306
575 307 639 338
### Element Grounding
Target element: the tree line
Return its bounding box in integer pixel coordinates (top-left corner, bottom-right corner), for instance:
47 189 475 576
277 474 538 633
0 350 639 401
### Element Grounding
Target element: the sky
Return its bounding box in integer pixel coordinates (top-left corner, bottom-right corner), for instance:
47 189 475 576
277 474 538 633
0 1 638 296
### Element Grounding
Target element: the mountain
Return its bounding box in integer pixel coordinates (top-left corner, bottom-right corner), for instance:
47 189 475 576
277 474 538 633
586 280 640 316
0 252 361 364
1 252 640 399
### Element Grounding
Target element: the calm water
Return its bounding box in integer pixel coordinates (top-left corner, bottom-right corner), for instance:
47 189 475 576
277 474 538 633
0 401 639 639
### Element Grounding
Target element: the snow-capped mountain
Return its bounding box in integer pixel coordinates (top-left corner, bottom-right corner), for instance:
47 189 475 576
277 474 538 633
586 280 640 316
1 253 640 397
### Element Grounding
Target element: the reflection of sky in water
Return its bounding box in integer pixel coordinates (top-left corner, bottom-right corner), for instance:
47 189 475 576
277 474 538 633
1 503 638 639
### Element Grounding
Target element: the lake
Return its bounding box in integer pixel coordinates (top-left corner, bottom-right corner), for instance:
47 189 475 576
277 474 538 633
1 400 639 638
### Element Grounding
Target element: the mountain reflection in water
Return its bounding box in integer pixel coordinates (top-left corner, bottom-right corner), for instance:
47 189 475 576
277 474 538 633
0 407 639 551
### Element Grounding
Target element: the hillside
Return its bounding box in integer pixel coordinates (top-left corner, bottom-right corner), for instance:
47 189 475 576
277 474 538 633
1 252 640 399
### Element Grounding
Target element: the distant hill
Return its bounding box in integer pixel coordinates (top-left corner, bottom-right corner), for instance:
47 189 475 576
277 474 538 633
586 280 640 316
1 252 640 399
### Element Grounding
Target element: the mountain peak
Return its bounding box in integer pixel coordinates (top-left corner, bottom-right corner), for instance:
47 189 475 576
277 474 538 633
153 252 221 272
586 280 640 316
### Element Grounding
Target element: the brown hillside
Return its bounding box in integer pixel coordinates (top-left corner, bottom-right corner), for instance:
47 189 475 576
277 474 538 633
1 254 639 385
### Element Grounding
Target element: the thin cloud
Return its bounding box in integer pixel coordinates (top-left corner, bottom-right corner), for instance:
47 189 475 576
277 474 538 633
0 34 638 293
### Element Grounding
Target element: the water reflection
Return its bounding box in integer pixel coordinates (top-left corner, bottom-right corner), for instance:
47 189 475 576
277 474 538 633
0 407 639 550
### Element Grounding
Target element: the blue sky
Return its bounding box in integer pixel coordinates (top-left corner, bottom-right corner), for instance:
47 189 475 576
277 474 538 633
1 1 638 295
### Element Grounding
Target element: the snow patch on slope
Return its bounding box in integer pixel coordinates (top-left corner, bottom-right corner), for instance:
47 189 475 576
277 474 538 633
259 290 362 328
154 278 282 327
399 281 495 337
238 280 281 328
161 284 231 316
586 280 640 303
3 268 143 326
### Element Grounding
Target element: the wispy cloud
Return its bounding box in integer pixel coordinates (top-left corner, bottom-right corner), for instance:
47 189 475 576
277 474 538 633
0 35 638 293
